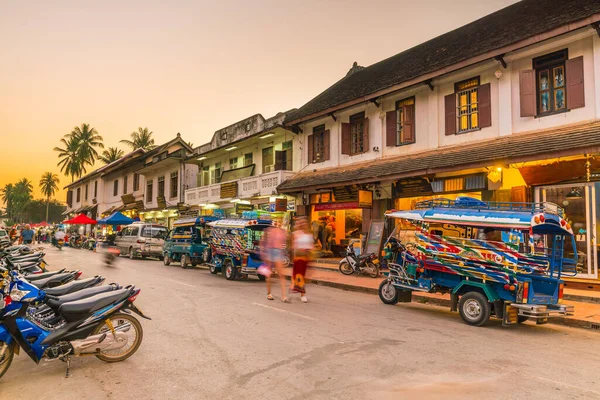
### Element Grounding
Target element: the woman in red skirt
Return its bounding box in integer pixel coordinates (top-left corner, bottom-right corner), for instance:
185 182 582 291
291 217 314 302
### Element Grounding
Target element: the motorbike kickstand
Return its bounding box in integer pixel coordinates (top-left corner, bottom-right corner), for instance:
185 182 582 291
60 355 72 378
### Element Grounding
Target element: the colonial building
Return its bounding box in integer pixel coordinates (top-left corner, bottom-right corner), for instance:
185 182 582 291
278 0 600 282
184 112 296 216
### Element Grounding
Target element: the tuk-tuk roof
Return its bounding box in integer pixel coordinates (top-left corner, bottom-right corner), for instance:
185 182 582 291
207 219 272 229
385 197 573 234
173 216 220 227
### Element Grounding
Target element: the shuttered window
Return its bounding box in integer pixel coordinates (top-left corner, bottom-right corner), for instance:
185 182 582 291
76 188 80 202
113 180 118 196
123 175 128 195
157 176 165 198
170 172 178 198
387 97 415 146
445 76 491 135
350 112 366 155
146 180 153 201
309 125 330 163
533 49 568 116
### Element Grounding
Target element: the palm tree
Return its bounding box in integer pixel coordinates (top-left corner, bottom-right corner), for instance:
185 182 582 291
1 183 14 220
121 127 156 151
12 178 33 223
39 172 60 222
54 136 82 182
67 123 104 173
100 147 125 164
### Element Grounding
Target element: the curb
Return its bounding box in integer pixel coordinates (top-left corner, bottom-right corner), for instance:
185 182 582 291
296 275 600 332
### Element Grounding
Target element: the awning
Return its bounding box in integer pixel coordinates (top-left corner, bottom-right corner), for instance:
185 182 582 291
64 213 97 225
97 212 134 226
277 120 600 192
314 202 361 211
220 164 255 182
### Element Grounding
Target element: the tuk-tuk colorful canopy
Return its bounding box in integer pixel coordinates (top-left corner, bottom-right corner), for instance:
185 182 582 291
64 213 97 225
97 212 134 226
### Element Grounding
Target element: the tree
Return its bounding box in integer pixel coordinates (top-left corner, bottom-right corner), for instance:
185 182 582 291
67 123 104 174
1 183 14 220
121 127 156 151
100 147 125 164
24 199 66 224
12 178 33 223
39 172 60 222
54 136 83 181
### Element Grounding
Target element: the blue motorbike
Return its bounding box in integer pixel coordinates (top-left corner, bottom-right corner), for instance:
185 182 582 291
0 271 150 379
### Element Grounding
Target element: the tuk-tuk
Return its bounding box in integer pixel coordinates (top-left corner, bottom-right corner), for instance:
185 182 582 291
207 219 272 280
163 216 219 268
378 197 576 327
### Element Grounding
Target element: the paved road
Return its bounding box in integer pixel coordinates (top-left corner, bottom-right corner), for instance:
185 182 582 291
1 245 599 400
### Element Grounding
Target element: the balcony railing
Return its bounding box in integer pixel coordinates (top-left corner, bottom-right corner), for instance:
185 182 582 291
184 170 295 205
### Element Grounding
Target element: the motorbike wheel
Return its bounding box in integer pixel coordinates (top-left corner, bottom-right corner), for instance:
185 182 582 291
92 313 144 363
339 260 354 275
367 262 380 278
378 280 399 305
0 342 15 380
163 254 171 266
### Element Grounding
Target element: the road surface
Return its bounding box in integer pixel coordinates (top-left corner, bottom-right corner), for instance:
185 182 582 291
1 245 599 400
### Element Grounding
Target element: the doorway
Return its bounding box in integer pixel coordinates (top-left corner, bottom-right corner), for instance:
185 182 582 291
536 183 598 279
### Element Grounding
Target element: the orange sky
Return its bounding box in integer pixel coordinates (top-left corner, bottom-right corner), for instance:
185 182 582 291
0 0 517 203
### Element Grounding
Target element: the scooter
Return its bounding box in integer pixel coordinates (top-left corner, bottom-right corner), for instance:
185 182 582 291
339 243 380 278
0 271 149 379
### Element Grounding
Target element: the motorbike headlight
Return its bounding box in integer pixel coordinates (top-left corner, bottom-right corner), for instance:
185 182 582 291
10 289 31 302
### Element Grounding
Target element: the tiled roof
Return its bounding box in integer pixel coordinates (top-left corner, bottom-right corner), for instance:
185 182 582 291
277 120 600 191
286 0 600 124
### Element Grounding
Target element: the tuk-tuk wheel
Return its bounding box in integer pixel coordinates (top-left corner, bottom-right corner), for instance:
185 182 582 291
209 264 219 274
224 261 237 280
379 280 399 305
257 274 266 281
180 254 189 268
202 248 211 264
517 316 529 323
163 254 171 266
458 292 491 327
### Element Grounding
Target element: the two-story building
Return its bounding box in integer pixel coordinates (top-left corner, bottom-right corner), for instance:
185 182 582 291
184 112 296 216
278 0 600 282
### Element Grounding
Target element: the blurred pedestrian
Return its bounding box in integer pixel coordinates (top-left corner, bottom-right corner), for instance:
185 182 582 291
291 217 314 303
20 224 34 244
260 222 289 302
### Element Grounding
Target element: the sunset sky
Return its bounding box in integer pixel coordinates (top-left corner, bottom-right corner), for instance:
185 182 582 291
0 0 517 202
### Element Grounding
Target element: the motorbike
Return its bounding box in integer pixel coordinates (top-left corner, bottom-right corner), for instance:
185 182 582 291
0 271 149 379
25 270 82 289
339 243 380 278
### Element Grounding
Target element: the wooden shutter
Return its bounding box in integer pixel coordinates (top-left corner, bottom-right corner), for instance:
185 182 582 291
478 83 492 128
67 190 73 208
307 134 314 164
341 123 351 155
362 118 369 153
385 110 397 146
403 104 415 143
323 129 330 161
274 150 285 171
444 93 457 135
566 56 585 110
519 69 536 117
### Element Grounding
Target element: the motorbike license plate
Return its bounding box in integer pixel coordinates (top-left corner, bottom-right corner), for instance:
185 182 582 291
373 259 380 264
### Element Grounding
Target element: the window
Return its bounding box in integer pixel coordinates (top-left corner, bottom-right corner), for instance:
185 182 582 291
142 226 168 239
211 163 222 184
282 141 293 171
76 188 81 202
312 125 325 162
395 97 415 145
244 153 253 166
113 180 118 196
262 147 274 173
534 49 567 116
201 166 210 186
158 176 165 198
123 175 128 195
146 180 153 201
129 226 139 236
133 173 140 191
94 181 97 198
230 157 238 170
350 112 366 155
170 171 178 198
84 184 88 200
456 77 480 133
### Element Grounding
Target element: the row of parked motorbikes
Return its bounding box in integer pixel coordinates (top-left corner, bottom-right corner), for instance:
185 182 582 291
0 245 148 379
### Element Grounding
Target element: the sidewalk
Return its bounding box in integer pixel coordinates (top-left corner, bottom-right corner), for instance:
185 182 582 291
280 263 600 332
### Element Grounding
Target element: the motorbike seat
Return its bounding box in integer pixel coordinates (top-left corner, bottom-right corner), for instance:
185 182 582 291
25 269 66 280
59 288 131 316
357 254 372 260
46 284 117 310
44 276 104 296
28 272 74 288
12 261 43 270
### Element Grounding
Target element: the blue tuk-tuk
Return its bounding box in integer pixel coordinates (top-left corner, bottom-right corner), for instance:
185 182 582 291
206 219 272 281
162 216 220 268
378 197 576 327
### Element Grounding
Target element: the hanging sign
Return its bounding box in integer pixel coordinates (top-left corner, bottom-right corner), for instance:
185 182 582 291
394 178 433 198
358 190 373 209
220 182 238 199
314 202 359 211
235 203 254 213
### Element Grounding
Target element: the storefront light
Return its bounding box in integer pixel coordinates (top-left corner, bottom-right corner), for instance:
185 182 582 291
225 146 238 151
230 199 241 203
566 188 582 200
197 156 207 161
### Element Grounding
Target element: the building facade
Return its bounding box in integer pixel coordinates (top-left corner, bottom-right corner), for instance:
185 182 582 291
278 0 600 282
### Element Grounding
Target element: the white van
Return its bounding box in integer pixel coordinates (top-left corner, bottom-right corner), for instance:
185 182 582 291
115 222 168 259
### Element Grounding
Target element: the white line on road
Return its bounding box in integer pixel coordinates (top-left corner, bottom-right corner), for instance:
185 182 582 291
252 302 316 321
168 279 196 288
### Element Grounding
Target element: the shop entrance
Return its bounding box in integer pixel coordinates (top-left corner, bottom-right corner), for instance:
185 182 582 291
536 184 598 279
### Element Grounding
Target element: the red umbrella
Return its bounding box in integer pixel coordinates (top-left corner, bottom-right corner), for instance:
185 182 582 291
64 213 97 225
37 221 51 227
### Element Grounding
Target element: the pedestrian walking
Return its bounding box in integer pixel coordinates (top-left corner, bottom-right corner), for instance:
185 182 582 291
260 222 289 302
20 224 34 244
290 217 314 303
